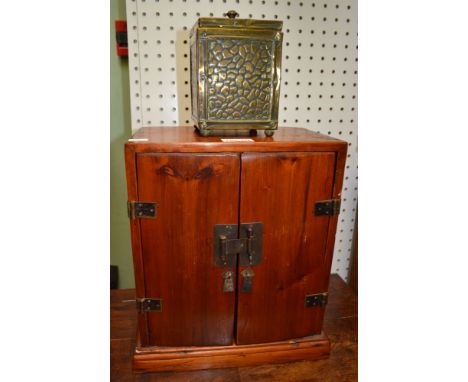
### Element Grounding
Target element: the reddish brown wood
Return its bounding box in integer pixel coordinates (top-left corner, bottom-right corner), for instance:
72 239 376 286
237 152 336 345
123 126 349 372
321 143 348 294
136 153 240 346
133 335 329 373
125 145 149 345
127 126 346 153
110 274 357 381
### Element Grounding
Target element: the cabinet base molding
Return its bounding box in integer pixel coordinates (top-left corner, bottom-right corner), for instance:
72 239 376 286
133 333 330 373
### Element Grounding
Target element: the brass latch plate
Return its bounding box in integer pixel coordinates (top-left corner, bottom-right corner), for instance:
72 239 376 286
127 201 157 219
137 298 162 312
305 293 328 308
213 224 238 267
213 223 263 267
314 199 341 216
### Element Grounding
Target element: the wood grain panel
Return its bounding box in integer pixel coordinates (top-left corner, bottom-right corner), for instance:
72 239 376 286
237 152 336 345
320 143 348 296
125 145 150 345
136 153 240 346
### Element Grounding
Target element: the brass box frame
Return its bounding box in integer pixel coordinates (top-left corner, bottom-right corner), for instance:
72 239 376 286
190 17 283 136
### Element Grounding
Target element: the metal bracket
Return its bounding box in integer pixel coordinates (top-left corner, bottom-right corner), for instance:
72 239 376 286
213 223 263 267
127 201 157 219
137 298 162 312
314 199 341 216
304 293 328 308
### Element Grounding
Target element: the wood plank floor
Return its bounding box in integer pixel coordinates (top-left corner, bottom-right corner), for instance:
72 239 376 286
110 274 357 381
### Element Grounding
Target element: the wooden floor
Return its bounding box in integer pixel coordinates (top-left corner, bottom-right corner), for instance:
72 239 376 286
111 274 357 381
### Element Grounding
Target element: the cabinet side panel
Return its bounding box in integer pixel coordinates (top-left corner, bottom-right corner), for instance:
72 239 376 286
237 152 336 345
124 144 149 345
137 153 240 347
322 145 348 291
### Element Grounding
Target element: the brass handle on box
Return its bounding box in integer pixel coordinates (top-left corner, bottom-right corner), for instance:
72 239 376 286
225 10 239 19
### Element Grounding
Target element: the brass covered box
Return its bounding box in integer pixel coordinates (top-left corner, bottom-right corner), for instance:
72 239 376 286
190 12 283 136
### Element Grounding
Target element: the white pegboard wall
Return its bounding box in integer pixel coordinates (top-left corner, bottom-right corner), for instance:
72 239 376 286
125 0 358 282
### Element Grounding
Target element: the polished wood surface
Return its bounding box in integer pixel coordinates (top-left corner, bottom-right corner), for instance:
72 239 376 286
237 152 336 345
124 143 150 344
320 138 347 303
126 126 346 153
124 126 349 368
110 274 358 381
136 153 240 346
133 335 329 373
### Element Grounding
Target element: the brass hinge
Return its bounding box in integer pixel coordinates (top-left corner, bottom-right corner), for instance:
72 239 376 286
127 201 157 219
314 199 341 216
136 298 162 312
305 293 328 308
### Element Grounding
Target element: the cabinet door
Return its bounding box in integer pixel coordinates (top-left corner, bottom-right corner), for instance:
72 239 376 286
136 153 240 346
237 152 336 345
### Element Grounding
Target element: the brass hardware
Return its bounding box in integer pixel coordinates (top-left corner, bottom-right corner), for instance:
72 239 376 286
241 267 255 293
213 223 263 267
239 223 263 266
224 10 239 19
246 227 254 265
190 14 283 135
137 298 162 312
314 199 341 216
304 293 328 308
127 201 157 219
219 235 229 265
222 270 234 292
213 224 238 267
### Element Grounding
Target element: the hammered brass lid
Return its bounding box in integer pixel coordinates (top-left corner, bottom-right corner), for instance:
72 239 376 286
197 11 282 30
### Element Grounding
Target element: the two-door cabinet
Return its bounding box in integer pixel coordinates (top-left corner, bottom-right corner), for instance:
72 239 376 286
124 126 347 373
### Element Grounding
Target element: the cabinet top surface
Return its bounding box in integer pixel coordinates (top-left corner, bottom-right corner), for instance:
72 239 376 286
127 127 347 153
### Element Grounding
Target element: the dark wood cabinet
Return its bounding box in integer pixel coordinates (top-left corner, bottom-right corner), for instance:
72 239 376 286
125 126 347 372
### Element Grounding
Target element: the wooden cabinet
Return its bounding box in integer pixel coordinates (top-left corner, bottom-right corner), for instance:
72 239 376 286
125 126 347 373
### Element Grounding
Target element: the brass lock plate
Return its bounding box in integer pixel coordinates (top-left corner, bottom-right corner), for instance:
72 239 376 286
213 222 263 267
213 224 238 267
